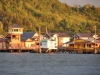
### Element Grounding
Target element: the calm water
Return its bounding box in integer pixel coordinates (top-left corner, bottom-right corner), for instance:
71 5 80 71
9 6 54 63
0 53 100 75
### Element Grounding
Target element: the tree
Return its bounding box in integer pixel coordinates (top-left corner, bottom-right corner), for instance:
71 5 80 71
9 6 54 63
59 19 67 30
0 21 3 29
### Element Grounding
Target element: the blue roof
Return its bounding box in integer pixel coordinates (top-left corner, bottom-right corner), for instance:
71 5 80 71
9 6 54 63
21 32 35 41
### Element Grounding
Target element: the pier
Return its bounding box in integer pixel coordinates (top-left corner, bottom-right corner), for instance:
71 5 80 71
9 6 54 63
0 24 100 54
0 47 100 54
0 49 37 53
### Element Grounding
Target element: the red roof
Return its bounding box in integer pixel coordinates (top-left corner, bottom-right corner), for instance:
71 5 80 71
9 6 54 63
9 24 23 28
77 33 94 37
58 33 70 37
48 33 70 37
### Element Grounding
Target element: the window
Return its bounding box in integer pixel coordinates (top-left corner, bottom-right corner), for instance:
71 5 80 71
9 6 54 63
12 29 13 32
14 29 18 32
19 29 21 32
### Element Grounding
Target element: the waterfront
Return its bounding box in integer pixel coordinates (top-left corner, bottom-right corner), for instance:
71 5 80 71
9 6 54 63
0 53 100 75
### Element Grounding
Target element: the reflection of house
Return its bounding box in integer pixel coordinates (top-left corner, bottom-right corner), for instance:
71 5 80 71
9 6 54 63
72 33 96 40
44 33 70 47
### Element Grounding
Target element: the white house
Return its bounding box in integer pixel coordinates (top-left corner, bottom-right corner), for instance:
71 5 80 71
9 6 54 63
43 33 70 47
41 39 57 49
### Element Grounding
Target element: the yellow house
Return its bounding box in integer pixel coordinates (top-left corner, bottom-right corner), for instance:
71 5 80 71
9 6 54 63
66 39 100 53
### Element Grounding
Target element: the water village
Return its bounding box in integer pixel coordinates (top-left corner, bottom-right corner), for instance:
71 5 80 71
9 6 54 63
0 24 100 54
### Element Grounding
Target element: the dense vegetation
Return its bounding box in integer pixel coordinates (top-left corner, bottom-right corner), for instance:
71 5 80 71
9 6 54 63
0 0 100 36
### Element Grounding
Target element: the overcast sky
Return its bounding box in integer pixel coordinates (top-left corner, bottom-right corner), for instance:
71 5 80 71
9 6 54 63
59 0 100 7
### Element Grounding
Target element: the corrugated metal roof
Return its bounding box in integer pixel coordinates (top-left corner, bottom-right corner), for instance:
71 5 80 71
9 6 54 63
9 24 23 28
21 32 35 41
47 33 55 37
65 39 100 44
58 33 70 37
46 33 70 37
77 33 94 37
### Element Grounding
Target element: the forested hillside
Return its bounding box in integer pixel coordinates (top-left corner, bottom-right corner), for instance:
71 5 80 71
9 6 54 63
0 0 100 36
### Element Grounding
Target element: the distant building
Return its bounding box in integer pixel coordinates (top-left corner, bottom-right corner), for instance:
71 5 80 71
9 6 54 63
41 33 58 51
44 33 70 47
72 33 98 40
0 36 8 49
4 24 41 49
41 39 57 50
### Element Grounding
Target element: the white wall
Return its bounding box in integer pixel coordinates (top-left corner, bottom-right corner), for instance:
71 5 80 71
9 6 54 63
48 41 57 49
41 40 57 49
62 37 70 47
81 37 93 40
62 37 70 43
42 41 48 48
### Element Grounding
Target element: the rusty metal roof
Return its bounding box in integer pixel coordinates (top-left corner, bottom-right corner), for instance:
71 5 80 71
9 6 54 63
9 24 23 28
58 33 70 37
77 33 94 37
45 33 70 37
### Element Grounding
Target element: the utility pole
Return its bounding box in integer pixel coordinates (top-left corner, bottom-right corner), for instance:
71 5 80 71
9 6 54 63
2 35 4 49
94 25 97 54
46 26 48 34
39 27 41 53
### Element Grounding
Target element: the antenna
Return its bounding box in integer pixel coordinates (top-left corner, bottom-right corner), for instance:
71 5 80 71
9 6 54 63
95 25 96 35
46 26 48 34
39 27 41 53
94 25 97 54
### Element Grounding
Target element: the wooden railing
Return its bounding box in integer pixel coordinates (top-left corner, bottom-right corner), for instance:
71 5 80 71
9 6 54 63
0 45 40 50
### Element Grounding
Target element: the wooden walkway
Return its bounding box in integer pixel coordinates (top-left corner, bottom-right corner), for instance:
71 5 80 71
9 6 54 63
0 47 100 54
0 47 39 53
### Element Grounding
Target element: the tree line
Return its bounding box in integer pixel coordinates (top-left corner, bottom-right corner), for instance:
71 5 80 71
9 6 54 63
0 0 100 36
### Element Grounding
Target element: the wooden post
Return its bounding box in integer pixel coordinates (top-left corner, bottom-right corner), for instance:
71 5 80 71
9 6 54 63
46 26 48 34
11 50 13 53
19 50 21 53
94 40 97 54
11 34 12 49
94 25 97 54
39 27 41 53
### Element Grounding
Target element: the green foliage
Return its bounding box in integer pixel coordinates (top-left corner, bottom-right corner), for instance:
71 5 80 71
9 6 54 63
0 0 100 36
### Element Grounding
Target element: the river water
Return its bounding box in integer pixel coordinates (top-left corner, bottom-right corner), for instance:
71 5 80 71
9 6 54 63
0 53 100 75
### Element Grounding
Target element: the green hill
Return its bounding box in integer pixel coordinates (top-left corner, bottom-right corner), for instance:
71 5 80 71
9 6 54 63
0 0 100 36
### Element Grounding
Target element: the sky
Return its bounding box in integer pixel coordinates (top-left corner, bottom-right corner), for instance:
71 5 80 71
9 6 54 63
59 0 100 7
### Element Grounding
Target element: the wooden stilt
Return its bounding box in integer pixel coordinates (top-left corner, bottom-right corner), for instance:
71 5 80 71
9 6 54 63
11 50 13 53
